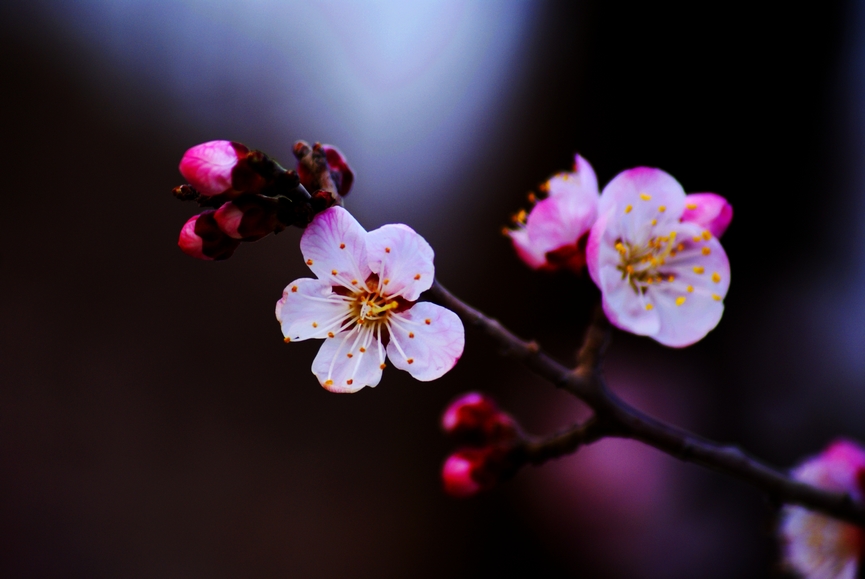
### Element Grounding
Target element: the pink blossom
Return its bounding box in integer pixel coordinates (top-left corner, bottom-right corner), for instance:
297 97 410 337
179 140 248 196
507 154 599 272
213 196 280 241
442 451 483 498
586 168 731 347
442 392 518 443
780 440 865 579
681 192 733 238
275 207 464 392
177 211 241 261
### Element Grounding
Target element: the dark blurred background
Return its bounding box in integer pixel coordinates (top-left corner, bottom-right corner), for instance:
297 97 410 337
1 1 864 577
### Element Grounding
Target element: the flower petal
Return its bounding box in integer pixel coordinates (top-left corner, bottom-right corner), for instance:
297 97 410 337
524 191 596 258
366 224 435 302
681 193 733 238
311 326 385 392
386 302 464 381
178 140 246 196
300 207 371 289
508 228 547 269
276 278 353 342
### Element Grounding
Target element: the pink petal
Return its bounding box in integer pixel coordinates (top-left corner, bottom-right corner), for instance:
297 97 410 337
366 223 435 302
322 145 355 197
178 140 246 196
681 193 733 238
213 201 244 239
508 228 547 269
597 167 687 242
177 211 240 261
386 302 464 382
525 192 596 258
276 278 352 342
311 326 385 392
177 214 211 260
300 207 372 288
598 261 661 337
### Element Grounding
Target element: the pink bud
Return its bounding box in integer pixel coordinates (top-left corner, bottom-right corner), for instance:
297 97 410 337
442 450 484 498
442 392 518 444
681 193 733 238
213 196 280 241
177 211 241 261
179 140 249 197
322 145 354 197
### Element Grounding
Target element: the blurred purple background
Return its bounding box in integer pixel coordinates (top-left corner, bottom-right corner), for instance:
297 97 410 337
1 1 864 577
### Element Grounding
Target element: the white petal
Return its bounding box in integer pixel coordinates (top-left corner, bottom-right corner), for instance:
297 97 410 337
598 263 661 336
366 223 435 302
385 302 464 381
276 278 353 342
300 207 371 289
312 326 384 392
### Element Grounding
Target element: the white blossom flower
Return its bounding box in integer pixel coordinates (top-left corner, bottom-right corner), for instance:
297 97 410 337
276 207 465 392
780 440 865 579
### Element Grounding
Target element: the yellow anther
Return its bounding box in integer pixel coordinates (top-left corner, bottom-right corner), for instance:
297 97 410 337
347 353 353 358
379 363 387 370
385 247 391 253
676 296 686 306
383 278 390 285
647 277 654 285
651 219 657 226
515 209 527 224
667 275 675 282
312 322 318 328
359 347 366 353
501 227 510 236
409 332 415 338
424 319 431 325
615 242 626 254
331 269 338 275
702 230 711 240
626 265 634 274
658 205 666 212
712 293 722 301
669 231 677 240
306 259 313 265
692 236 702 243
686 285 694 293
351 279 358 285
693 266 705 274
327 332 334 338
702 247 711 256
414 274 421 280
407 358 414 364
677 243 684 252
625 204 633 214
291 285 298 293
527 192 537 203
562 173 570 181
346 379 353 385
283 337 291 343
325 379 333 386
686 203 698 210
339 243 346 249
640 193 652 201
712 272 721 283
645 303 654 311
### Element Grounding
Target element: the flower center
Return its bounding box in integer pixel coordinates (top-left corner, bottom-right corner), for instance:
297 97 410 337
615 231 680 293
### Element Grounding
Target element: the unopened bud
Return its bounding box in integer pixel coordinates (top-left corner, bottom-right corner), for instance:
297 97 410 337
442 447 513 498
178 211 241 261
442 392 519 445
294 140 354 199
213 195 281 241
322 145 354 197
179 141 249 197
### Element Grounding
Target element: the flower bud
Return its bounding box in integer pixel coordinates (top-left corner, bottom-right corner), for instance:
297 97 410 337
179 141 251 197
178 211 241 261
322 145 354 197
213 195 281 241
442 392 519 445
680 193 733 238
294 141 354 198
442 447 513 498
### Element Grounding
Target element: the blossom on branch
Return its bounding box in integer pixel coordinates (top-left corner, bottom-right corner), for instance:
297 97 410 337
442 392 519 445
780 440 865 579
586 168 732 347
179 140 254 197
275 207 465 392
177 210 241 261
506 154 599 273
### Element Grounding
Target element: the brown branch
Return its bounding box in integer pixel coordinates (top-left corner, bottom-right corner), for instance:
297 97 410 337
427 279 865 527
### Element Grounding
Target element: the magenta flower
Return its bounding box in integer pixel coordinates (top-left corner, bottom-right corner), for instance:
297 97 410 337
780 440 865 579
178 140 250 197
586 168 732 347
507 154 599 272
275 207 465 392
681 192 733 238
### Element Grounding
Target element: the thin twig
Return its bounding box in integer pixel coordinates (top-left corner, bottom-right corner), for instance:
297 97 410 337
427 279 865 527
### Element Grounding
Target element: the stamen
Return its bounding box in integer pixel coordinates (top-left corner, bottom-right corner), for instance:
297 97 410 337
407 358 414 364
702 230 711 240
658 205 666 212
693 266 705 274
307 259 313 265
692 236 702 243
383 278 390 285
645 303 654 311
414 274 421 280
425 319 431 325
667 275 675 282
651 219 657 226
676 296 686 306
346 379 353 385
409 333 415 338
346 353 353 358
328 332 334 338
332 269 338 275
686 203 698 210
284 337 291 343
291 286 298 293
625 204 633 214
312 322 318 328
712 272 721 283
702 247 711 256
712 294 722 301
340 243 346 249
325 379 333 386
385 247 391 253
380 363 386 370
527 192 536 203
640 193 652 201
686 285 694 293
359 347 366 353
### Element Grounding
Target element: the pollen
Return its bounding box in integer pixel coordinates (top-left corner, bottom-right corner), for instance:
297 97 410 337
686 285 694 293
414 274 421 280
676 296 686 306
346 379 353 385
712 272 721 283
359 347 366 353
645 303 654 311
651 219 658 226
425 319 431 325
284 337 291 343
640 193 652 201
339 243 346 249
312 322 318 328
385 247 391 253
327 332 334 338
658 205 666 212
332 269 338 275
407 358 414 364
693 266 705 274
702 230 711 240
325 379 333 386
379 363 386 370
307 259 313 265
686 203 698 210
712 293 722 301
409 333 415 338
702 247 711 256
291 285 298 292
347 353 353 358
625 204 633 214
383 278 390 285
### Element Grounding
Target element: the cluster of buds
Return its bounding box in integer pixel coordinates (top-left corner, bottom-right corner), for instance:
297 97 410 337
173 140 354 260
440 393 524 497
